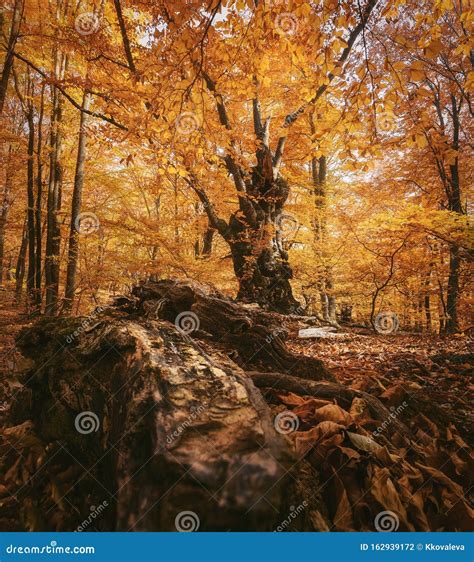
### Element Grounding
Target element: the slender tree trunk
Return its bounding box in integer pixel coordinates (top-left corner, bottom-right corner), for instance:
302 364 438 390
446 245 460 332
45 75 64 314
34 84 45 306
0 146 14 284
424 265 432 332
15 217 27 301
310 141 338 324
202 227 215 257
26 103 36 307
64 90 91 312
0 0 23 113
445 95 463 333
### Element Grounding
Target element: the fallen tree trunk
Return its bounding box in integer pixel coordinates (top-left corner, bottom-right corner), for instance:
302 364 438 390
15 314 304 531
11 278 453 533
128 279 334 382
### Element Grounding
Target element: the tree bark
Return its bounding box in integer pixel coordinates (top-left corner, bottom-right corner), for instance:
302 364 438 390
25 101 36 307
45 67 65 315
14 217 27 301
131 279 333 381
12 277 428 532
0 0 24 113
64 90 91 312
34 84 45 306
0 145 14 284
16 299 300 531
310 127 338 325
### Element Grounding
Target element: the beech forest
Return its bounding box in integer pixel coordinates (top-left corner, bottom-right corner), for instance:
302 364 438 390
0 0 472 534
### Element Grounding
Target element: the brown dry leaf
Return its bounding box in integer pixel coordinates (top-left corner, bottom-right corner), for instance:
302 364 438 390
293 421 345 456
369 465 413 530
314 404 353 426
330 468 355 531
380 384 408 407
293 398 333 422
347 431 383 454
276 391 309 407
349 396 369 421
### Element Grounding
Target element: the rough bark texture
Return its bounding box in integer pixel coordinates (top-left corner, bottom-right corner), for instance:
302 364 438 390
14 280 324 531
129 279 333 382
64 91 91 311
12 279 420 532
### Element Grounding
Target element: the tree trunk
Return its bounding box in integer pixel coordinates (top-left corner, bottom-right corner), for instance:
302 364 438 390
34 84 45 306
45 77 64 315
16 291 305 531
131 279 332 381
0 0 23 113
25 103 37 307
13 278 434 532
0 145 14 284
446 244 460 333
14 217 27 301
444 95 463 333
64 90 91 312
15 276 420 533
228 177 299 314
310 141 338 325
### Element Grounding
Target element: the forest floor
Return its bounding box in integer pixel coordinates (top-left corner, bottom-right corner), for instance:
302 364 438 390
287 329 473 444
0 286 472 531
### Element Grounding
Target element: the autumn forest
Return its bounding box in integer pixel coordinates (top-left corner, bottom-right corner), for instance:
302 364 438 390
0 0 472 536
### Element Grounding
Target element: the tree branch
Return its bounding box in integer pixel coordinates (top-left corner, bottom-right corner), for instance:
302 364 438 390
184 175 231 241
12 51 128 130
113 0 136 73
275 0 379 160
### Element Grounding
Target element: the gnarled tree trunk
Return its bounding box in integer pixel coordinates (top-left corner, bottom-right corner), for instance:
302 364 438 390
10 279 421 532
